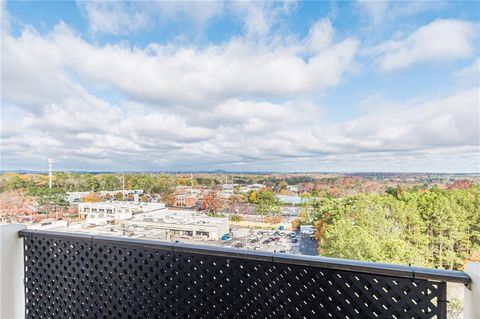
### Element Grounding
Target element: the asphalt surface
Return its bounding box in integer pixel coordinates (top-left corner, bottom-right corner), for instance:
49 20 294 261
298 234 318 256
288 234 318 256
184 227 319 256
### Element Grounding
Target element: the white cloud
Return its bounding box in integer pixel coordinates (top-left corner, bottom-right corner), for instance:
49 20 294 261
356 0 389 26
367 19 477 72
79 1 224 35
0 0 9 34
356 0 445 27
456 58 480 81
1 6 479 172
81 2 149 35
305 20 335 54
2 20 357 107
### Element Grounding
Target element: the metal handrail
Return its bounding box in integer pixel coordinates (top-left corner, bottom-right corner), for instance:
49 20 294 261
18 229 471 285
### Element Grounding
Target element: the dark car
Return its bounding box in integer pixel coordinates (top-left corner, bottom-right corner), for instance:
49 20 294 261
263 238 273 244
291 238 298 243
234 242 245 248
250 238 259 243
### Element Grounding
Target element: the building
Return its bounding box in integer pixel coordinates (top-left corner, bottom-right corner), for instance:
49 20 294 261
239 184 265 193
174 194 197 208
66 191 90 203
300 225 314 235
67 189 144 204
78 201 166 224
276 195 303 205
123 209 229 240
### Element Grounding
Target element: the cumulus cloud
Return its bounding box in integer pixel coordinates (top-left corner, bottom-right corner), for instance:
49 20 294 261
367 19 477 72
356 0 445 27
456 58 480 82
2 20 358 107
78 1 224 35
1 5 479 172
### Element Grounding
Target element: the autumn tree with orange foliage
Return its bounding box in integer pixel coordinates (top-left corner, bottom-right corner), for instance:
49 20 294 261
81 192 101 202
201 190 223 214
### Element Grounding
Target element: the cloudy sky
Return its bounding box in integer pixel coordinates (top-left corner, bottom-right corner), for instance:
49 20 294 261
1 1 479 172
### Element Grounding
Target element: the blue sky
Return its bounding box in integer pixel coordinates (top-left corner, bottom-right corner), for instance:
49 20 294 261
1 0 479 172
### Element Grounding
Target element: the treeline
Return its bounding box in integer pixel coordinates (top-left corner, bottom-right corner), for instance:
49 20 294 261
0 173 265 193
306 186 480 270
0 173 178 194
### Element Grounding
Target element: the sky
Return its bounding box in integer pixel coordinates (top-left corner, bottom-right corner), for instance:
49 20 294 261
1 0 479 173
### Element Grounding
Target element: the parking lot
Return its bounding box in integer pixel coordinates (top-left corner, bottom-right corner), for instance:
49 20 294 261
222 227 318 256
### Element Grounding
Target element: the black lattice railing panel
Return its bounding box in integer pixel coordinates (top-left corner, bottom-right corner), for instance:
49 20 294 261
23 233 447 319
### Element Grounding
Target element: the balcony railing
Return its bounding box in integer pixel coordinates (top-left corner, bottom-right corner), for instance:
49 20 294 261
1 224 478 318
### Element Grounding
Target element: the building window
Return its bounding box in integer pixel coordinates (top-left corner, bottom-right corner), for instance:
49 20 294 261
196 231 209 237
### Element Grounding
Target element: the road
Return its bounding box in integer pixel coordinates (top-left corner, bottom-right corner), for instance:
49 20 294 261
298 234 318 255
288 234 318 256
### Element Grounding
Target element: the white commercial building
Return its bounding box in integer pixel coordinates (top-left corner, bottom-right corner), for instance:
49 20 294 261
78 201 166 224
67 189 144 203
124 209 229 240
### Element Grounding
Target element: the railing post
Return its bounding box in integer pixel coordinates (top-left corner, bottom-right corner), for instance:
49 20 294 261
464 262 480 319
0 224 26 319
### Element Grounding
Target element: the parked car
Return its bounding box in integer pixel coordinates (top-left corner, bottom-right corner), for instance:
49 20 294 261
274 237 281 241
263 238 273 244
291 238 298 243
289 232 296 238
278 249 286 253
234 242 245 248
250 238 259 243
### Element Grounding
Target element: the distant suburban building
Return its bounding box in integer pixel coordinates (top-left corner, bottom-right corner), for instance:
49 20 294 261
239 184 265 193
276 195 303 205
300 225 314 235
67 189 144 203
174 194 197 208
124 209 229 240
286 185 299 193
78 201 166 224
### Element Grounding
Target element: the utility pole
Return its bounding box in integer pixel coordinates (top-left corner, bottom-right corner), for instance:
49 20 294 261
48 159 53 189
122 173 125 201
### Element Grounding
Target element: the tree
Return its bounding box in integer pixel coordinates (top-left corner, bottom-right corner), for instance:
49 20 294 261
278 181 288 194
227 195 241 214
81 192 101 203
299 194 313 224
201 191 223 214
248 191 257 203
385 185 403 198
27 187 69 219
114 192 123 201
254 190 278 215
84 174 100 192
